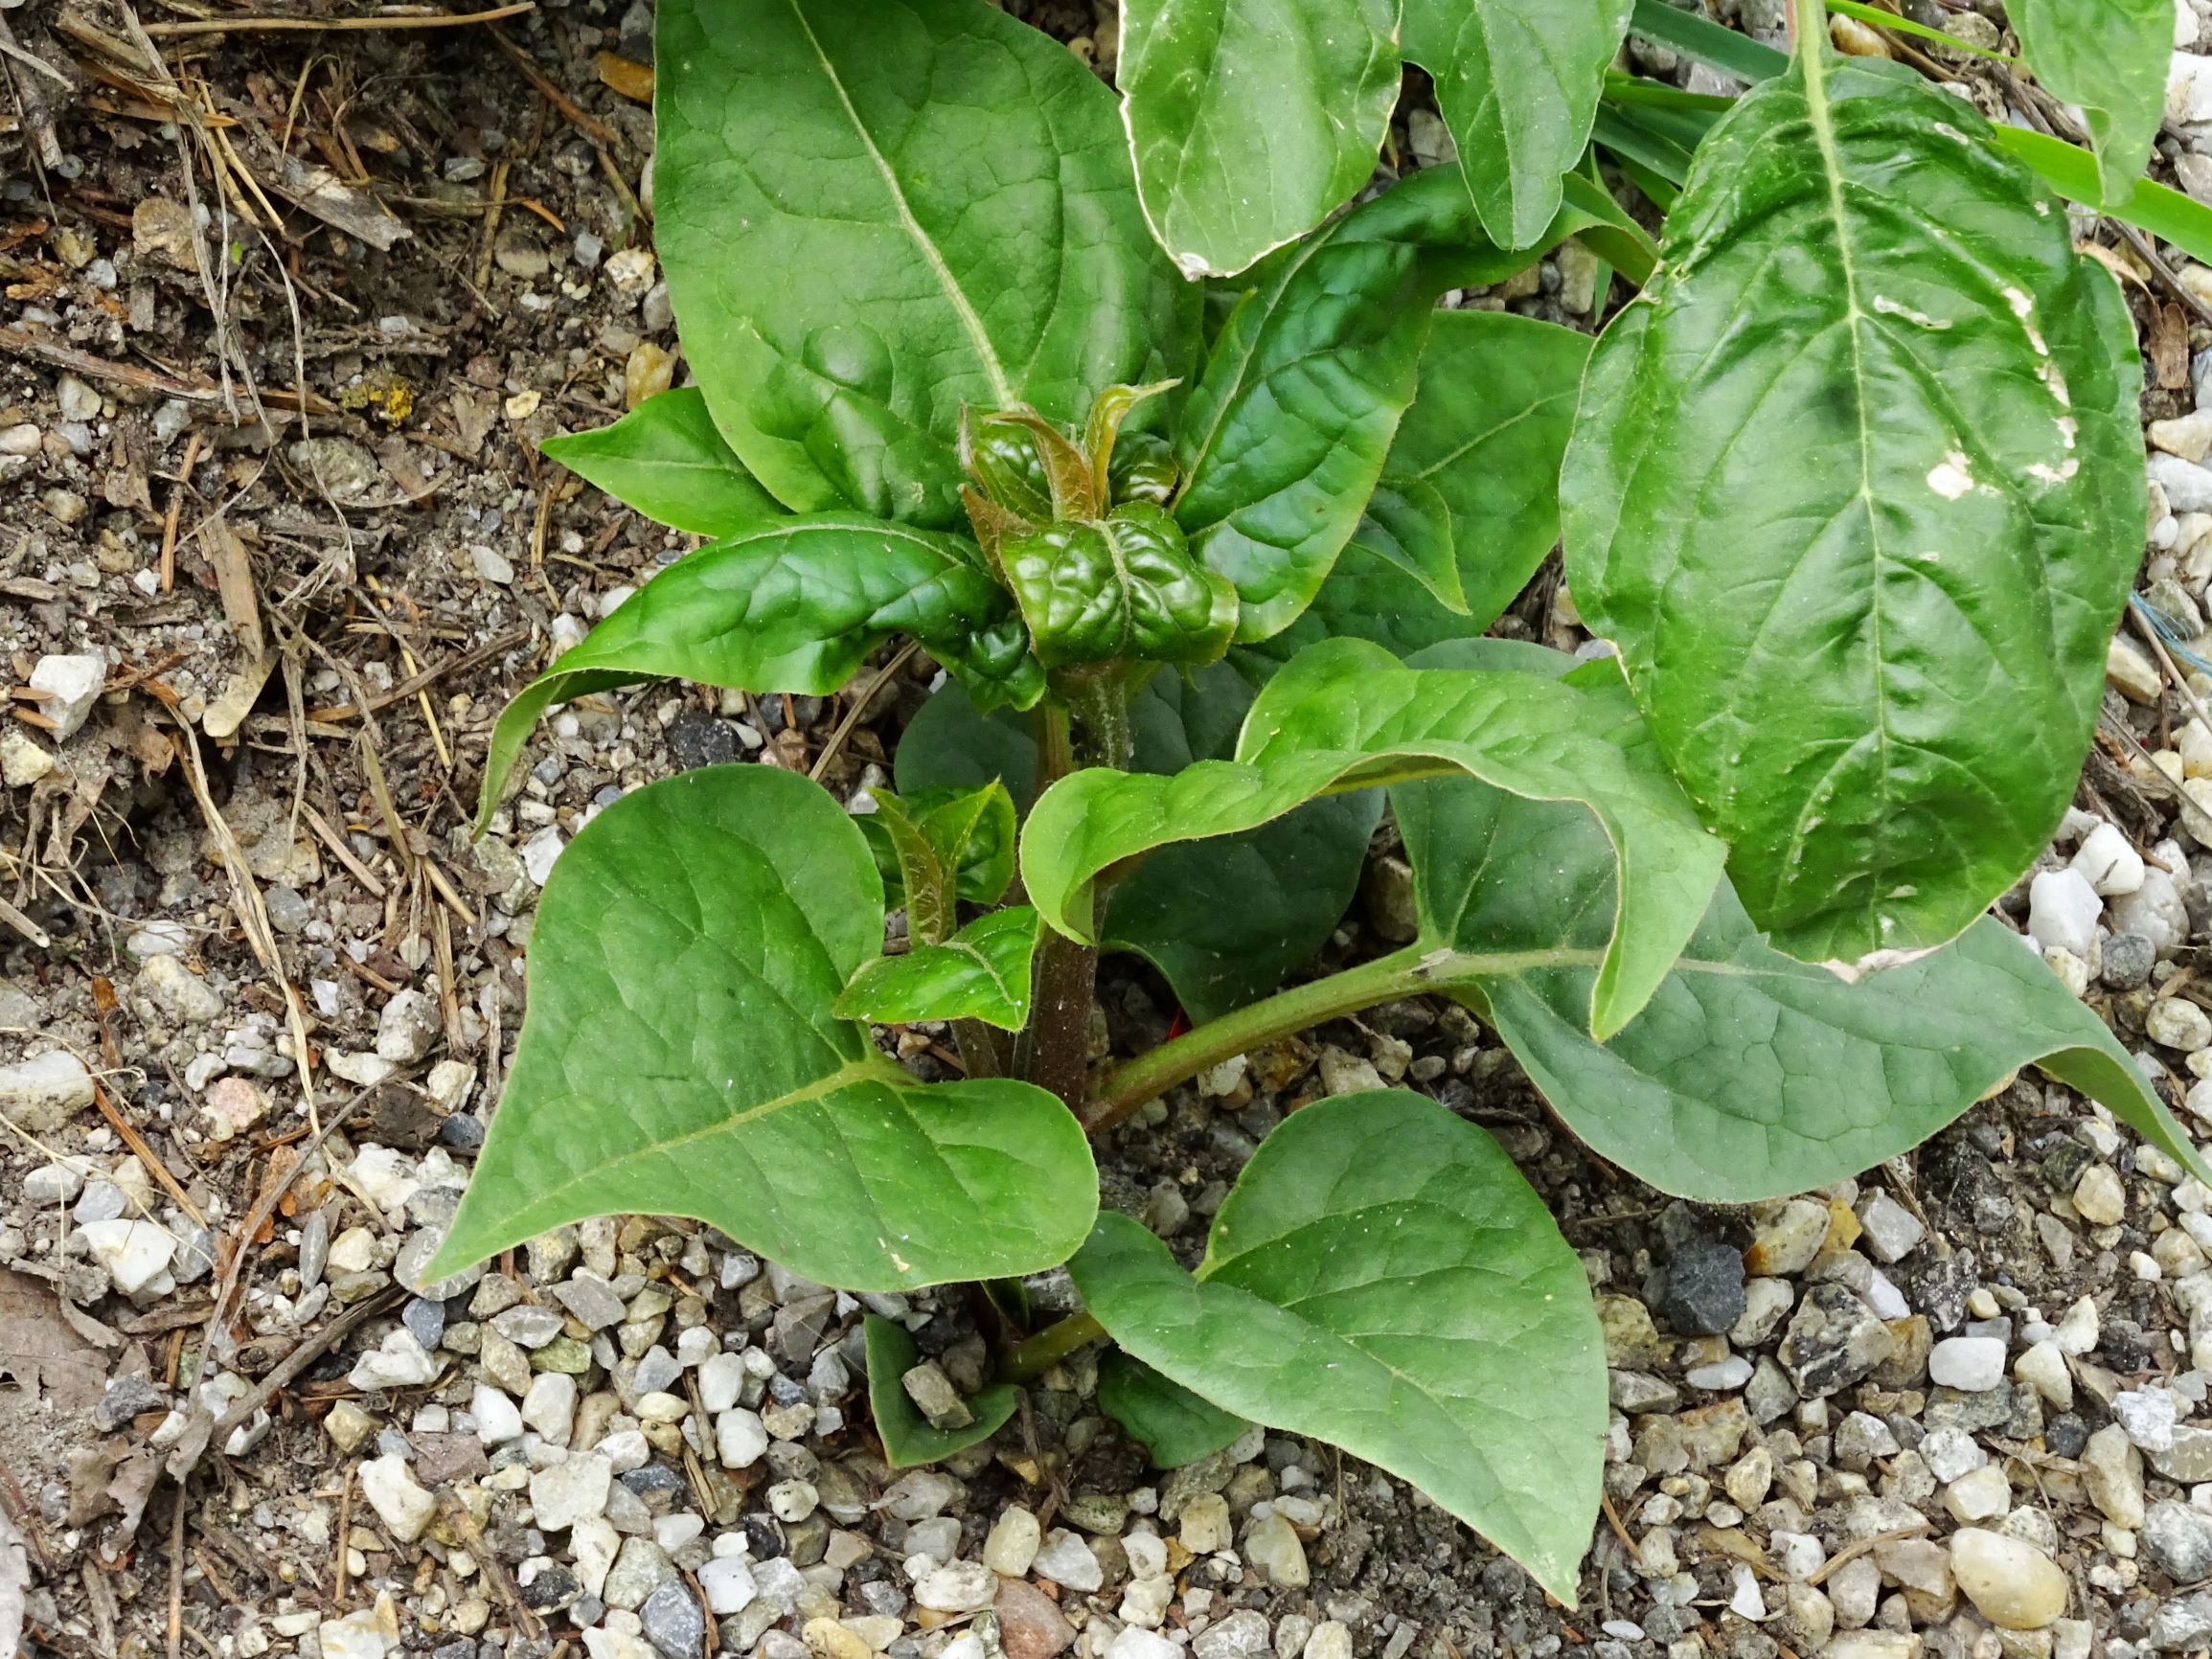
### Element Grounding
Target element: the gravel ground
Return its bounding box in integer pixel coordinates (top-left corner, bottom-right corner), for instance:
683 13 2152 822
6 6 2212 1659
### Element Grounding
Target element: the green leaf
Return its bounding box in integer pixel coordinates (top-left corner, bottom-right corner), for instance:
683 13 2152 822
1285 311 1591 655
1174 169 1608 642
858 784 1019 928
895 665 1379 1023
1991 126 2212 270
1118 0 1401 280
863 1312 1019 1466
1403 0 1635 251
541 389 787 537
1626 0 1784 82
1562 53 2144 966
1394 765 2212 1198
654 0 1194 527
836 905 1042 1031
1096 1351 1250 1467
2012 0 2168 206
1068 1091 1606 1602
475 517 1021 828
1022 637 1724 1040
1004 506 1239 668
429 766 1096 1291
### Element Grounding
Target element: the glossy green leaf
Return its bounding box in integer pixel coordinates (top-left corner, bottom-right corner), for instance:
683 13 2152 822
1118 0 1400 280
896 666 1379 1022
863 1312 1019 1466
428 766 1096 1291
1626 0 1783 83
1096 1351 1250 1468
858 784 1018 927
1285 311 1591 655
1004 506 1239 668
541 389 786 537
1991 126 2212 270
2012 0 2168 206
475 517 1018 828
1403 0 1635 250
1022 637 1724 1039
1069 1091 1606 1602
1395 766 2212 1198
1174 169 1610 642
655 0 1194 527
1562 52 2144 966
836 905 1041 1031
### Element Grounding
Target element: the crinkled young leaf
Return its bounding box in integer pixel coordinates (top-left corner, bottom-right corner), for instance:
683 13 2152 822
655 0 1195 527
1069 1091 1606 1602
1004 506 1238 668
1402 0 1636 250
1022 638 1724 1039
896 665 1379 1022
1395 764 2212 1199
1096 1351 1250 1468
1119 0 1400 280
540 389 786 537
1175 169 1615 642
858 784 1018 916
475 517 1020 827
2011 0 2168 207
428 767 1096 1291
1562 53 2144 966
863 1313 1018 1466
836 906 1041 1031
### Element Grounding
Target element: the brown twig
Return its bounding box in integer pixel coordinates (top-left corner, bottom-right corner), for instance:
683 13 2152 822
810 642 919 783
490 27 618 148
92 1082 209 1228
143 3 535 36
1805 1522 1929 1586
305 625 528 722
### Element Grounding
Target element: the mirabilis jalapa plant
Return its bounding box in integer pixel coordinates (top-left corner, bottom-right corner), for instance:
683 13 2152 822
427 0 2207 1596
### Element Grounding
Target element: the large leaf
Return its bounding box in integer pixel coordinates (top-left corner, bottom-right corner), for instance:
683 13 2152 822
1397 766 2212 1199
429 766 1095 1291
1562 52 2143 966
475 518 1023 827
1096 1351 1250 1468
835 905 1042 1031
1291 310 1591 655
541 389 786 537
863 1313 1019 1466
1022 638 1724 1040
896 665 1380 1023
1069 1091 1606 1602
1174 169 1610 642
654 0 1194 527
2011 0 2167 207
1403 0 1636 250
1119 0 1401 279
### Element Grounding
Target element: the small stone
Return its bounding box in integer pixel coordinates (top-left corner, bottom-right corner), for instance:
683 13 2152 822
376 989 441 1063
604 1535 673 1610
2073 821 2147 895
995 1578 1075 1659
0 731 55 787
983 1506 1040 1576
1660 1239 1748 1335
1746 1198 1831 1277
0 1051 92 1133
1927 1335 2006 1392
2103 931 2157 989
358 1454 437 1544
2012 1340 2071 1410
1032 1529 1104 1593
555 1273 628 1329
1950 1529 2068 1629
1243 1511 1309 1587
900 1361 972 1430
532 1452 613 1531
2072 1164 2126 1225
472 1384 524 1445
80 1218 176 1294
2109 634 2164 702
137 955 224 1023
1777 1283 1894 1397
639 1580 705 1659
2082 1424 2146 1529
1943 1464 2012 1523
915 1560 995 1612
699 1555 757 1615
1856 1193 1925 1262
2144 1499 2212 1581
522 1372 578 1443
324 1399 377 1453
2151 995 2212 1052
2027 869 2101 957
319 1605 396 1659
29 654 104 740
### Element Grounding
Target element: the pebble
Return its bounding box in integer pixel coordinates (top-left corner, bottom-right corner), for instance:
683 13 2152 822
2144 1498 2212 1580
2073 821 2147 895
2151 994 2212 1052
1243 1511 1309 1587
914 1561 994 1613
2013 1339 2072 1410
1856 1193 1924 1262
2028 868 2102 956
2073 1164 2127 1225
1106 1630 1178 1659
699 1555 757 1615
717 1408 768 1468
350 1329 440 1390
523 1372 579 1443
638 1579 704 1659
1745 1199 1830 1277
984 1506 1040 1576
28 654 104 740
1660 1239 1747 1335
555 1273 628 1329
2083 1424 2147 1528
358 1454 437 1543
80 1218 176 1294
1942 1464 2012 1523
531 1452 613 1531
1950 1528 2069 1629
1777 1283 1894 1397
471 1384 524 1445
1928 1335 2007 1392
0 1050 96 1132
1031 1529 1103 1593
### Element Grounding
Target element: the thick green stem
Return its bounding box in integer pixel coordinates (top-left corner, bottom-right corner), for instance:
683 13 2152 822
1000 1309 1106 1383
1082 943 1433 1134
952 1018 1006 1079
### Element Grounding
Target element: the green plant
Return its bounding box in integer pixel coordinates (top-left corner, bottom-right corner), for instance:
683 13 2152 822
428 0 2206 1597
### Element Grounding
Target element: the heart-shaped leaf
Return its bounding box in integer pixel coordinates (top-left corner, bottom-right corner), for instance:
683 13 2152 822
2011 0 2169 207
863 1313 1018 1467
1174 169 1613 642
896 664 1380 1023
1402 0 1636 250
1562 52 2144 966
1069 1090 1606 1602
430 766 1096 1291
1023 637 1725 1039
654 0 1195 527
540 388 785 537
1118 0 1401 280
836 905 1042 1031
1395 760 2212 1199
1096 1351 1249 1468
476 517 1029 827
